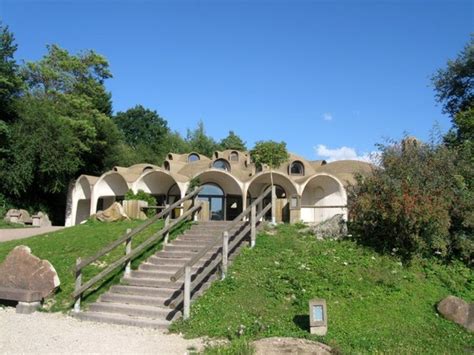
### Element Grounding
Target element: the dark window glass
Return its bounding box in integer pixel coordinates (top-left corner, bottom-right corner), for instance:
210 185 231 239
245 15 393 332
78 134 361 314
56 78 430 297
290 161 304 175
188 153 200 162
213 159 230 171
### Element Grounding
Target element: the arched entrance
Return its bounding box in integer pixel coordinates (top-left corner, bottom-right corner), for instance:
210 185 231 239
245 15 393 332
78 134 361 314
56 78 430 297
134 170 181 207
90 172 129 215
301 174 347 223
246 172 298 223
197 183 225 220
194 170 244 221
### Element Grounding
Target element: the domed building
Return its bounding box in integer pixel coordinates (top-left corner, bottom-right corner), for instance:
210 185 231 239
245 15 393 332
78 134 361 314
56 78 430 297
64 150 372 226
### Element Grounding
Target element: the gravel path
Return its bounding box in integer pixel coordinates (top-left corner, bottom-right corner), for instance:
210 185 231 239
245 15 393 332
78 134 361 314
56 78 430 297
0 227 65 242
0 307 203 354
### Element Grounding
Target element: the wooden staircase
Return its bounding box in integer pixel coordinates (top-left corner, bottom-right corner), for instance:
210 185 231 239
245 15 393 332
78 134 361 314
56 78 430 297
75 221 247 329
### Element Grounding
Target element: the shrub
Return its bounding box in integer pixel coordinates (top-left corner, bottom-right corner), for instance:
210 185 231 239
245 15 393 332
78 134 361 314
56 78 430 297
348 137 473 265
124 189 157 218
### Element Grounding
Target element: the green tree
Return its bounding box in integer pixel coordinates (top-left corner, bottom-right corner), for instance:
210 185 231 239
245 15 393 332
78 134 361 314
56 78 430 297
114 105 169 148
0 44 122 223
348 137 473 265
250 140 289 223
21 44 113 116
219 130 247 151
0 22 22 122
186 120 218 157
432 37 473 145
164 130 190 154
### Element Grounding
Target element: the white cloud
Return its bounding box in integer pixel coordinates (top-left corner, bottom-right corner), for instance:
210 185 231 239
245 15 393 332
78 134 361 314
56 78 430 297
315 144 378 163
322 112 333 121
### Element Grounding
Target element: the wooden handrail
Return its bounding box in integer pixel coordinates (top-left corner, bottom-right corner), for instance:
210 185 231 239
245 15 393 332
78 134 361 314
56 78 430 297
73 202 202 298
170 187 272 282
72 188 203 310
77 187 203 271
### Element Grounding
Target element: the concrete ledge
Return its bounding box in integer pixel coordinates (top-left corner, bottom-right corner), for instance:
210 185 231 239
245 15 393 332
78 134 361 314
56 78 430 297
0 287 43 303
16 301 41 314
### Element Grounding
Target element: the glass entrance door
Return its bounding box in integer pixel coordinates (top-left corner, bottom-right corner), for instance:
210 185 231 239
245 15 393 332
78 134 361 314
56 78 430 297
198 183 225 221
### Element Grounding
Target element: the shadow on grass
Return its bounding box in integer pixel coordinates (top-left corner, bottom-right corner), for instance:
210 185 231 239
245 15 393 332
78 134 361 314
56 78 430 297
293 314 310 332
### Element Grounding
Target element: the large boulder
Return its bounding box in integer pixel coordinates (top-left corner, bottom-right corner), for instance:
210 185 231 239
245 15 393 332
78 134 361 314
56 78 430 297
93 202 130 222
299 214 347 240
4 209 32 225
32 212 52 227
437 295 474 332
252 337 332 355
0 246 60 298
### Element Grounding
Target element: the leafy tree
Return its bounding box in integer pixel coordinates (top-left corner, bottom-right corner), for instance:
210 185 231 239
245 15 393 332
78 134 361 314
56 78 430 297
164 130 190 154
113 105 171 165
21 44 113 116
348 137 473 265
114 105 169 149
219 130 247 151
186 120 218 157
250 140 289 223
0 22 22 122
432 37 474 145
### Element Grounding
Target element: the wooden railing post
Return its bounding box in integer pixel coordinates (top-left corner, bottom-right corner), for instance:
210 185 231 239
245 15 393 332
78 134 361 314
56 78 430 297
251 204 256 248
222 231 229 279
271 185 276 224
183 265 191 320
192 194 198 221
74 257 82 313
164 206 170 244
125 228 132 276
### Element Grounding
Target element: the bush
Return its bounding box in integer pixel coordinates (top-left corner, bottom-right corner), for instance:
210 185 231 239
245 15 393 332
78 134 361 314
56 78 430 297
348 137 473 265
124 189 157 218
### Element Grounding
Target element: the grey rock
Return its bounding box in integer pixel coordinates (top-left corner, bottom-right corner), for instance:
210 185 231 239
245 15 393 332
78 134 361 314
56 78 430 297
32 212 52 227
4 209 32 225
299 214 347 240
0 246 60 298
437 295 473 332
93 202 130 222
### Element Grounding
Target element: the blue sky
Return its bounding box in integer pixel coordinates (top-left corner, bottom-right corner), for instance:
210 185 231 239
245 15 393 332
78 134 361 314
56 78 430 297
1 0 472 161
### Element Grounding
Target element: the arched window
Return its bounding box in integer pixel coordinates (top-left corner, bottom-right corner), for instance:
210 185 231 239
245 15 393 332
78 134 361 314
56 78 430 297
168 154 173 160
143 166 154 173
200 183 224 196
188 153 200 162
290 161 304 175
229 151 239 161
164 161 170 171
213 159 230 171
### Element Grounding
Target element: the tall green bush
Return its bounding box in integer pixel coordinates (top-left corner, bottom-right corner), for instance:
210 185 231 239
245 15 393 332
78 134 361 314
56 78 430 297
348 138 473 265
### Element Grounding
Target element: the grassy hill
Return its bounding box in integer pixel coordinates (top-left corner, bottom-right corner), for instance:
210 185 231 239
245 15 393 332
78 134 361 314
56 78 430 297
0 219 188 312
171 224 474 354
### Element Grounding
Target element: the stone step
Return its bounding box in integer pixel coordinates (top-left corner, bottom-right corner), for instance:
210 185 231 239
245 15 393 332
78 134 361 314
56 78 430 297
163 244 205 253
147 256 188 266
171 239 216 246
139 262 206 273
110 285 179 299
75 311 170 329
129 270 174 279
88 302 181 322
122 276 183 289
100 292 173 308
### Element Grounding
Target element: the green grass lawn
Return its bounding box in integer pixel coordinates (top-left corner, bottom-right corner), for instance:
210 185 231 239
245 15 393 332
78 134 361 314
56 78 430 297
171 224 474 354
0 219 189 312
